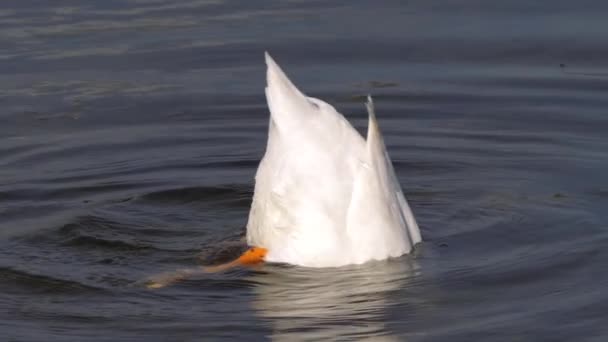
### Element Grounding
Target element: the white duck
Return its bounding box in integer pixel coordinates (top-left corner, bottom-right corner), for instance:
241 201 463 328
144 53 421 289
238 53 421 268
145 54 422 288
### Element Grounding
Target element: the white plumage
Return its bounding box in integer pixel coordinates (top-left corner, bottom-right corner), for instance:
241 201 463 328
246 53 421 267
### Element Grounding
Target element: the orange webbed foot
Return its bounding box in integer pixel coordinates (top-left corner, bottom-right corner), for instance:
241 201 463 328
202 247 268 273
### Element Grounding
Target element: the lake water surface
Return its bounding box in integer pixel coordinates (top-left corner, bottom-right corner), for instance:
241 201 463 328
1 1 608 341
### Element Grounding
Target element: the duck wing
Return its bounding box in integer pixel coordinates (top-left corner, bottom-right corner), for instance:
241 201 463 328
345 96 421 263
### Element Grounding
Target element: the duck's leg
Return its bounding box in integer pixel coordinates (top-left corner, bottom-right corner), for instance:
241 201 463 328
145 247 268 289
203 246 268 273
145 267 203 289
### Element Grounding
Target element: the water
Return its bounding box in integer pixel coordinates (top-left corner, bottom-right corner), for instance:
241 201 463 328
1 1 608 340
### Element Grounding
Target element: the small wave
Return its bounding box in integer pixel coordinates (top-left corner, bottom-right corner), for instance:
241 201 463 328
17 206 223 262
137 185 253 206
61 232 155 252
0 266 107 295
54 215 179 252
0 189 22 202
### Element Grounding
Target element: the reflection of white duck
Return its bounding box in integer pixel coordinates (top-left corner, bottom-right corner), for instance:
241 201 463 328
250 260 417 341
244 53 422 268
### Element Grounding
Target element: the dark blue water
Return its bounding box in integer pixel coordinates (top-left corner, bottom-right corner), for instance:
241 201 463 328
1 1 608 341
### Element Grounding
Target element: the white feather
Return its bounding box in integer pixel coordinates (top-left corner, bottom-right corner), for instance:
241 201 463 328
246 52 421 267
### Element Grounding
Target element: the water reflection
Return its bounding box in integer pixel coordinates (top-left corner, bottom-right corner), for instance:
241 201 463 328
249 258 419 341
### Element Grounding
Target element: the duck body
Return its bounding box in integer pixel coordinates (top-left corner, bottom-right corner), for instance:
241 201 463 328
246 53 421 267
